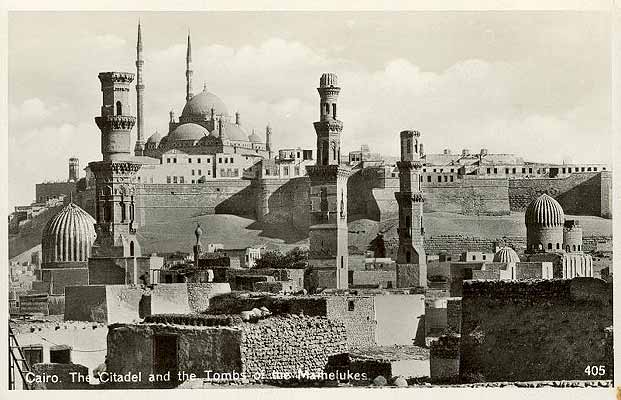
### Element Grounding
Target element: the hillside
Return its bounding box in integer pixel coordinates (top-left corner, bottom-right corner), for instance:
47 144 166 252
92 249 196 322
10 205 612 259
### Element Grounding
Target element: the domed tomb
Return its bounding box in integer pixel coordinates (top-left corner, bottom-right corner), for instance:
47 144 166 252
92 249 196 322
168 123 209 142
525 193 565 253
493 247 520 263
42 202 97 264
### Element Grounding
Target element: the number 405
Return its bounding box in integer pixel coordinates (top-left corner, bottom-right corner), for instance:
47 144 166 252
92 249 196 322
584 365 606 376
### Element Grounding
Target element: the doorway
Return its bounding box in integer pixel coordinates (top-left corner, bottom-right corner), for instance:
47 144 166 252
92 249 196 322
153 335 178 388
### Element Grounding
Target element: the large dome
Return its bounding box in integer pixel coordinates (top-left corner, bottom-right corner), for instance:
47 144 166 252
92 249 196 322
248 130 263 143
181 89 229 118
525 193 565 227
147 131 162 144
168 123 208 142
493 247 520 263
42 202 97 264
225 123 250 141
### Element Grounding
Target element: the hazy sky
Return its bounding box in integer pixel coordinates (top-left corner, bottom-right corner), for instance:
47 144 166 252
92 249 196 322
8 11 612 208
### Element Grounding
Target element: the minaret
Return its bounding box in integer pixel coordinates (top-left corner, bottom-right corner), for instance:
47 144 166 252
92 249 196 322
194 223 203 268
265 124 272 158
306 73 350 291
90 71 142 258
134 21 145 156
185 31 193 102
395 130 427 288
68 157 79 182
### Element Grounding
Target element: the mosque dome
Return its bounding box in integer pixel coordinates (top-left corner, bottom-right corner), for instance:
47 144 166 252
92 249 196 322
168 123 208 142
226 122 250 141
41 202 97 264
493 247 520 263
181 88 229 118
147 131 162 144
248 130 263 143
525 193 565 227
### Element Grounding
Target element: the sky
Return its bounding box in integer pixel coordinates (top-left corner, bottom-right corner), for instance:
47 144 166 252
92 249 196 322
7 11 612 209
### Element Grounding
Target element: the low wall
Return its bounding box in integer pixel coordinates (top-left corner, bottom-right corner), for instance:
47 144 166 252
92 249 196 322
459 278 613 382
422 177 510 216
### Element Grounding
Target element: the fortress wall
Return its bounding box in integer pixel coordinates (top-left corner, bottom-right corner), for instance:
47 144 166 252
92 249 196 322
459 279 613 382
508 172 608 216
255 177 310 231
421 177 510 216
137 181 256 217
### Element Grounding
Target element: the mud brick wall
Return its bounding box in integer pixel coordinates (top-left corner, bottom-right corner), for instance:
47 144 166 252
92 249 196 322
430 333 461 382
446 298 462 333
65 285 107 322
459 279 613 382
240 316 347 379
208 294 329 316
508 172 607 216
325 296 376 350
30 363 90 390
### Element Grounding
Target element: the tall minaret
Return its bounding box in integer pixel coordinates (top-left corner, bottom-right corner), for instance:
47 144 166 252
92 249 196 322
134 21 145 156
265 124 272 158
395 130 427 288
91 71 142 258
306 73 350 291
185 31 193 102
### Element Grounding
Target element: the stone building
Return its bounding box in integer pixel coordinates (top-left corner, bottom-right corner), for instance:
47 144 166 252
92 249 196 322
106 314 347 388
306 73 350 291
523 193 593 278
395 130 427 288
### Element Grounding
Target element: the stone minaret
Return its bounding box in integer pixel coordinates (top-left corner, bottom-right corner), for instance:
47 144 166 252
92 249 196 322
134 21 145 156
68 157 79 182
185 31 193 102
395 130 427 288
265 124 272 158
91 71 142 258
306 73 350 291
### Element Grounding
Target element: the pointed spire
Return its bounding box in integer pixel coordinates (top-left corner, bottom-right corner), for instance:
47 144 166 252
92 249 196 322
203 82 207 91
185 30 194 102
137 19 143 52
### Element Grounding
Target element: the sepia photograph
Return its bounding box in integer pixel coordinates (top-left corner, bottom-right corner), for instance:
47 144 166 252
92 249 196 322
5 6 616 395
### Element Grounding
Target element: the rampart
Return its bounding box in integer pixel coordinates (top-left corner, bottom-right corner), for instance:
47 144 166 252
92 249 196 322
459 278 613 382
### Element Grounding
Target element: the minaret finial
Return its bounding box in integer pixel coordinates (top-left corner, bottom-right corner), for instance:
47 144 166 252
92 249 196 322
203 82 207 91
186 30 194 102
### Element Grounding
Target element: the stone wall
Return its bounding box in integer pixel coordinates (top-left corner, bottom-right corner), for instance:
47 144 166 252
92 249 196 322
325 296 376 349
239 316 348 380
349 270 396 288
255 177 310 230
459 279 613 382
422 177 510 216
508 172 610 217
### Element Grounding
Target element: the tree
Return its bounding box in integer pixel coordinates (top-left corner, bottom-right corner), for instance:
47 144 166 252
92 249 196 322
253 247 308 269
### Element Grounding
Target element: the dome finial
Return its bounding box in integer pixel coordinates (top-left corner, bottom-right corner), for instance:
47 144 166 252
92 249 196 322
194 222 203 245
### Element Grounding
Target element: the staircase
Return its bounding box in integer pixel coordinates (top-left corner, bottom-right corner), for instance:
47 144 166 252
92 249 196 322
8 324 32 390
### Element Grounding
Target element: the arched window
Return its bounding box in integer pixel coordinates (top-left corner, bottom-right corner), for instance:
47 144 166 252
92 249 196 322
538 243 543 251
325 103 330 114
406 250 411 263
548 243 553 250
116 101 122 116
556 243 560 250
578 245 581 251
573 245 576 251
332 103 336 118
129 241 135 257
566 245 570 252
405 216 411 238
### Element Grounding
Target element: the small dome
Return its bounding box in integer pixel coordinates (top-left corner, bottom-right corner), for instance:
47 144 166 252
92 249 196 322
525 193 565 227
168 123 208 142
147 131 162 144
248 130 263 143
181 88 229 118
41 203 97 264
493 247 520 263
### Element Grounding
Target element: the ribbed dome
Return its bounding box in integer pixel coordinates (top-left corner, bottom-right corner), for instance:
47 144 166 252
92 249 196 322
41 203 97 264
168 123 208 142
493 247 520 263
147 131 162 143
181 89 229 118
525 194 565 227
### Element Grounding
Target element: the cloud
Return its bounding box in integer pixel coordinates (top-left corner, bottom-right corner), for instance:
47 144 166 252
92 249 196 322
8 36 611 209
